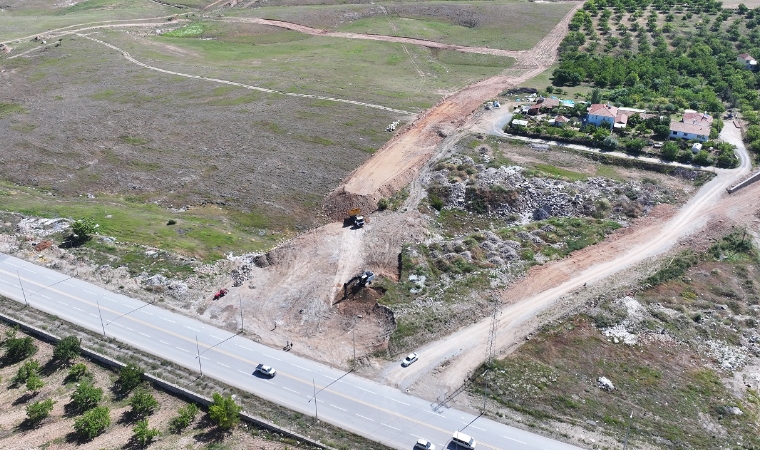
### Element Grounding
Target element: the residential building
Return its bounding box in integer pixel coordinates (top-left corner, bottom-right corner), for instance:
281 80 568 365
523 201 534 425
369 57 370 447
586 103 631 129
737 53 757 70
669 121 710 142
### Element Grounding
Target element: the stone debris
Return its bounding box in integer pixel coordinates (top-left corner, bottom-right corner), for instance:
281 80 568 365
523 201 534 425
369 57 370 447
16 217 69 237
703 340 749 371
597 376 615 391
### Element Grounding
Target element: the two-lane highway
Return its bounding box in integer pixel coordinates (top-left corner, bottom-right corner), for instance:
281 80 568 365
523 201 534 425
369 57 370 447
0 253 582 450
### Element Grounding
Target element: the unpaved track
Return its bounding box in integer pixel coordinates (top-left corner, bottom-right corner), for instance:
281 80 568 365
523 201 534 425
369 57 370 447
380 123 755 393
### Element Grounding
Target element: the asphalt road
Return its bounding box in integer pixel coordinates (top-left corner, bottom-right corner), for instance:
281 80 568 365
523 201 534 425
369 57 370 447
0 253 582 450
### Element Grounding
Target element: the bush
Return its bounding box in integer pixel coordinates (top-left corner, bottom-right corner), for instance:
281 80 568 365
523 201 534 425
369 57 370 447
26 373 44 393
208 393 241 430
377 198 389 211
71 218 98 242
4 335 36 363
14 359 40 384
67 363 91 382
129 389 159 418
26 399 56 425
117 363 144 393
73 406 110 441
70 381 103 412
53 336 81 363
133 419 160 447
170 403 199 433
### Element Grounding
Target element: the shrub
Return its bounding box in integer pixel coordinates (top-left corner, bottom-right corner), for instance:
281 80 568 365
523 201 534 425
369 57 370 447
4 335 36 363
170 403 199 433
67 363 91 382
73 406 110 441
117 364 144 393
208 393 241 430
377 198 389 211
26 399 56 425
26 373 44 393
53 336 81 363
70 381 103 412
71 218 98 242
166 219 177 225
14 359 41 384
129 389 159 418
133 419 160 446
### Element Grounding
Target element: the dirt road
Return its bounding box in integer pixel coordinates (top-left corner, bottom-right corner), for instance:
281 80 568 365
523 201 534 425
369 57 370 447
380 122 756 393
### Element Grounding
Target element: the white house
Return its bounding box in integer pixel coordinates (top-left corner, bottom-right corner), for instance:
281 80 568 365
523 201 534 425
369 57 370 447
669 121 710 142
737 53 757 70
586 103 631 129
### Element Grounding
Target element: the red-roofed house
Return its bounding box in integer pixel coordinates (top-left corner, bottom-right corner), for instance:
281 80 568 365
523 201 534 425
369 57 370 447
586 103 631 129
669 121 710 142
737 53 757 70
553 115 570 126
682 111 713 126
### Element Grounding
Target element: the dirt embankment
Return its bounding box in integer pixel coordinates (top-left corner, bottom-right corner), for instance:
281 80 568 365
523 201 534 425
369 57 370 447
321 2 583 220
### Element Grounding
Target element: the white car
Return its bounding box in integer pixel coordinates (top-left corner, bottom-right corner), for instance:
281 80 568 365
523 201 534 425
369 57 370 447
414 438 435 449
255 363 276 377
401 352 418 367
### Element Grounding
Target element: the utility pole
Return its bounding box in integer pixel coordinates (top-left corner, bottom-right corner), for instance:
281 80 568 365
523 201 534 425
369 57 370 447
623 410 634 450
17 271 28 307
313 378 318 422
196 335 203 377
96 299 106 336
239 294 244 334
352 316 357 370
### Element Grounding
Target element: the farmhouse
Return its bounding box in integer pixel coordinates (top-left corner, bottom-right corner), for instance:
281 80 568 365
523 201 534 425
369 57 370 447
528 97 561 115
669 121 710 142
737 53 757 70
682 110 713 125
553 115 569 126
586 103 630 129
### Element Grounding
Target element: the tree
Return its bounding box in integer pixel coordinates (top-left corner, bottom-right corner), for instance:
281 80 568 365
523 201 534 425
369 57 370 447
26 373 44 393
14 359 41 385
602 134 619 150
170 403 199 433
4 335 36 363
661 141 680 161
73 406 110 441
208 393 241 430
70 218 98 243
53 336 81 364
117 363 144 394
132 419 160 447
67 363 91 382
26 399 56 426
129 389 159 419
692 149 713 166
70 381 103 412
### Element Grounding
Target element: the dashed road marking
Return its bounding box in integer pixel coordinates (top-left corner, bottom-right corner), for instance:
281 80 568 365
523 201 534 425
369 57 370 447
210 334 222 340
330 404 346 411
381 423 399 430
217 362 230 368
184 326 200 332
159 340 170 346
283 387 298 394
57 301 67 306
292 364 311 372
139 332 150 338
39 294 51 299
356 414 374 422
161 318 175 323
356 386 375 394
176 347 189 353
235 344 253 351
262 353 281 361
72 306 83 312
502 436 526 444
389 398 409 406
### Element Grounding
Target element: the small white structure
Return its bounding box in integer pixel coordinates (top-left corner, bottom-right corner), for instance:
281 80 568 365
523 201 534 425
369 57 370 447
691 142 703 153
738 53 757 70
511 119 529 127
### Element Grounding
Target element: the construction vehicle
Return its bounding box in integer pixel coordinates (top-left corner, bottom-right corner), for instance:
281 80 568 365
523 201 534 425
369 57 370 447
493 100 501 108
213 288 228 300
342 270 375 299
344 208 365 228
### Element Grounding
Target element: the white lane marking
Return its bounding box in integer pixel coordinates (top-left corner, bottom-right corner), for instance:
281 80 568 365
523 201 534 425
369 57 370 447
161 317 175 323
57 301 68 306
200 356 210 361
217 362 230 368
125 327 134 332
43 275 55 280
389 398 409 406
0 279 10 284
113 323 124 328
502 436 526 444
425 410 446 418
330 404 347 411
83 289 96 295
283 387 298 394
25 269 37 274
235 344 253 351
39 294 51 299
356 414 374 422
262 353 281 361
176 347 189 353
159 340 171 345
210 335 222 340
471 425 485 431
356 386 375 394
72 306 83 312
184 326 200 332
139 332 150 338
142 311 153 316
5 262 21 267
292 364 311 372
89 313 99 318
381 423 399 430
102 296 114 302
237 370 250 375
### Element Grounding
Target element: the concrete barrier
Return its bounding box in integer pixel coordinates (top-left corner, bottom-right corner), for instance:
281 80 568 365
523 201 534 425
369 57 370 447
727 170 760 194
0 312 328 449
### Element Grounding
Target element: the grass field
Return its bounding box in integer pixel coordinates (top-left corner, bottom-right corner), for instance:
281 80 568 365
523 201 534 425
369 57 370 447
232 0 575 51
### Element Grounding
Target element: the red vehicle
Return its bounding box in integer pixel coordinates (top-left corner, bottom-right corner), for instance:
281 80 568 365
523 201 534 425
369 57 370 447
213 288 229 300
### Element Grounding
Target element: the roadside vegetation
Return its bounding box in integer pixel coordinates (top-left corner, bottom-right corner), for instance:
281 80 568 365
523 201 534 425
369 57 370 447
470 231 760 449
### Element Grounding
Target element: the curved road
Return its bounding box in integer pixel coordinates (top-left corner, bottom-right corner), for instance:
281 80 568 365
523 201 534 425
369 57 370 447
0 253 581 450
